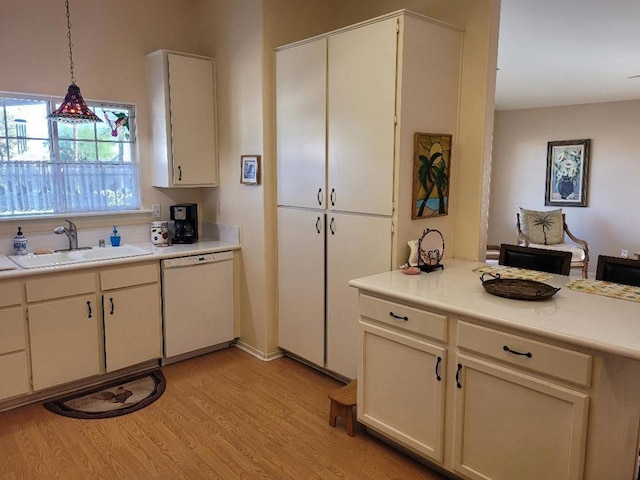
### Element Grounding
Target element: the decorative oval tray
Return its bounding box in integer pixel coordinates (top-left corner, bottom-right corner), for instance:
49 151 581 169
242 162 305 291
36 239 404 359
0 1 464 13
480 273 560 301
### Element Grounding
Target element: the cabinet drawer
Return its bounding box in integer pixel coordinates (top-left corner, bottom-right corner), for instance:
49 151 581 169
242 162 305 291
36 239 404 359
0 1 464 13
0 281 22 307
457 321 592 387
100 262 159 290
0 306 25 354
360 295 447 342
0 351 29 400
26 272 95 302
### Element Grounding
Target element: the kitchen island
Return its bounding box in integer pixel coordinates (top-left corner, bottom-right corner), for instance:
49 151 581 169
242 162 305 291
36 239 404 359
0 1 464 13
350 259 640 480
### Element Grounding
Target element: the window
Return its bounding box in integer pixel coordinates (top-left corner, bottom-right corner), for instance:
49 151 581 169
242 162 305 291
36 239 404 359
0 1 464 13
0 94 140 217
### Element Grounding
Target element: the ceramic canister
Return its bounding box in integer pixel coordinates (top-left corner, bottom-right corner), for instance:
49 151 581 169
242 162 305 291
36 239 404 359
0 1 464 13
151 221 169 246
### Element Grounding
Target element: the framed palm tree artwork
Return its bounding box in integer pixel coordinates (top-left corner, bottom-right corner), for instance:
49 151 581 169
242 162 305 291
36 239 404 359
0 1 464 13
412 132 452 219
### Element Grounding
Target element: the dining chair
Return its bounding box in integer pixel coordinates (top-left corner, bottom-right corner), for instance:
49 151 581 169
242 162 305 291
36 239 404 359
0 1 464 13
499 244 572 275
516 209 590 278
595 255 640 287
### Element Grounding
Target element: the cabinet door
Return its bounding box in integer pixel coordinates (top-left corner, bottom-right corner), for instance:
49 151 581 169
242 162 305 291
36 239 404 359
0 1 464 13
360 322 446 462
326 213 391 378
453 354 589 480
327 18 397 215
104 283 162 372
277 207 325 367
167 53 217 186
0 352 29 400
29 295 101 391
0 306 29 399
276 39 327 209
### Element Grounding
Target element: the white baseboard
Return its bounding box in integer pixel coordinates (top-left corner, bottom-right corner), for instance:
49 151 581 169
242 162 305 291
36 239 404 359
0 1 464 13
234 341 284 362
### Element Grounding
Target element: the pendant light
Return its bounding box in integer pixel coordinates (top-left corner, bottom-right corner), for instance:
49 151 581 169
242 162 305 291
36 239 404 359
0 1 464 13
47 0 102 124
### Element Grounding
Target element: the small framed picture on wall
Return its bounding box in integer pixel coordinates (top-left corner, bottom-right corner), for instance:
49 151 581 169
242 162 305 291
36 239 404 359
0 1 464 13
240 155 261 185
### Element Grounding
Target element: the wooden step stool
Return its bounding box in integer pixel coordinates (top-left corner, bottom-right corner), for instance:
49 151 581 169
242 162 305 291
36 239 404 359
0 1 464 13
328 380 357 436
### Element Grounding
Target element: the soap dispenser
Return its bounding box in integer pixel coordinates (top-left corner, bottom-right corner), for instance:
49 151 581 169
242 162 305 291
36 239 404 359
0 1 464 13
13 227 28 255
110 226 121 247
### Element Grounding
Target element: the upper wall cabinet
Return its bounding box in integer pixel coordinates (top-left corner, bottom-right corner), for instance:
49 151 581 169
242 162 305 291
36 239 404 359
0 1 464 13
276 38 327 209
147 50 219 187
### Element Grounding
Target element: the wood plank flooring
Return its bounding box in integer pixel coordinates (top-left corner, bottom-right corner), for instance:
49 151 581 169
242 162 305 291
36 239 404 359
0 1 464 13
0 348 449 479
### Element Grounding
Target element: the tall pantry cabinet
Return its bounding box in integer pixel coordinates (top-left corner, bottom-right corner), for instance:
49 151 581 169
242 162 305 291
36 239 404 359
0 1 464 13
276 11 462 379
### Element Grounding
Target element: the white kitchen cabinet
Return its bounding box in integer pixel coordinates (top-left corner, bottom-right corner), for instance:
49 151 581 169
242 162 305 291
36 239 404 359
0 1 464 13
277 208 325 366
147 50 218 187
100 262 162 372
453 320 590 480
359 294 448 462
27 272 101 391
276 38 326 209
0 280 29 400
453 354 589 480
275 11 462 379
355 289 591 480
326 213 391 378
327 18 397 216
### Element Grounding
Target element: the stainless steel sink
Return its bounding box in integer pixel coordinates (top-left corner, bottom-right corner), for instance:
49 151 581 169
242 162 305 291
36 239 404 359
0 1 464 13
8 245 153 269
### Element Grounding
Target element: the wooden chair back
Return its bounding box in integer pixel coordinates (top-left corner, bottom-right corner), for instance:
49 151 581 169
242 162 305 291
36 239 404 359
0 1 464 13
499 244 572 275
596 255 640 287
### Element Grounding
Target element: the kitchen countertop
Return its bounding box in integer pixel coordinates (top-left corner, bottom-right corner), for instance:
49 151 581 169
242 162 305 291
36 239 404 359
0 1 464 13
0 238 240 279
349 259 640 361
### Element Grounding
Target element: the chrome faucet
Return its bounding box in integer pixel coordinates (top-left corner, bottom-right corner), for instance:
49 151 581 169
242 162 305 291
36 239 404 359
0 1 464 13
54 219 78 251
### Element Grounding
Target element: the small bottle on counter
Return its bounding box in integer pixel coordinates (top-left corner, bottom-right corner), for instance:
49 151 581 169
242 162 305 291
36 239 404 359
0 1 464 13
110 226 121 247
13 227 28 255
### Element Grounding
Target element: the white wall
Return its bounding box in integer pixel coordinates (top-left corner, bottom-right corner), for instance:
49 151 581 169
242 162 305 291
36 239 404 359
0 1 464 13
488 100 640 272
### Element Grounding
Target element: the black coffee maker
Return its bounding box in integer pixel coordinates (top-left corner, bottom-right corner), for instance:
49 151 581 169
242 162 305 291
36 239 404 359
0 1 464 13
170 203 198 244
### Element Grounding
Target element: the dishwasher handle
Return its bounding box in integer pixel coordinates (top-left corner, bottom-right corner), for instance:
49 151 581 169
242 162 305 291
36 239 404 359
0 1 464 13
162 251 233 269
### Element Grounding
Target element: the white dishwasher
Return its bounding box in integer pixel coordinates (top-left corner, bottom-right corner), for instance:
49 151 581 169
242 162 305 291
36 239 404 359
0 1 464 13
161 251 235 362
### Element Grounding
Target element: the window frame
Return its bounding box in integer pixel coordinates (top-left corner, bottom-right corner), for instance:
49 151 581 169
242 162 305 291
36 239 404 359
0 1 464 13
0 91 141 219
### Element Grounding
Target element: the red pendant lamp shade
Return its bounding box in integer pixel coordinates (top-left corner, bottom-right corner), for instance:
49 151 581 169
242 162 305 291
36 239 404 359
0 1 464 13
47 0 102 124
48 83 102 124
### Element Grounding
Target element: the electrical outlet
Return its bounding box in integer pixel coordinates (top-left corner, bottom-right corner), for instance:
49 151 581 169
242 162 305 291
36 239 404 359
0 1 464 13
152 204 161 218
621 249 629 258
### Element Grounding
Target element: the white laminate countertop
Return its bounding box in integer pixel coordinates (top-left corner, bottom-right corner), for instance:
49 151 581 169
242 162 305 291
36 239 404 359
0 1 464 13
349 259 640 361
0 239 240 279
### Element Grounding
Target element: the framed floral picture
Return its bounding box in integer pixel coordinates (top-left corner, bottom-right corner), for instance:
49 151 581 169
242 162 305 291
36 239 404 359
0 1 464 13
412 133 452 219
545 139 590 207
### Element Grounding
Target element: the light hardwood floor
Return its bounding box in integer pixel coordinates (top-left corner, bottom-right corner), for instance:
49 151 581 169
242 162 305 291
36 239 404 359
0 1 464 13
0 348 449 479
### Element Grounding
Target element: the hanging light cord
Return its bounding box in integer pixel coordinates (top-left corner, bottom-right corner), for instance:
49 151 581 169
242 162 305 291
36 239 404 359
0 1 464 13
65 0 76 85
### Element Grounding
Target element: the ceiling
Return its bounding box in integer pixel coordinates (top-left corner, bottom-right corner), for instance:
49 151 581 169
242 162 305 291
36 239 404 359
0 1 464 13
495 0 640 111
